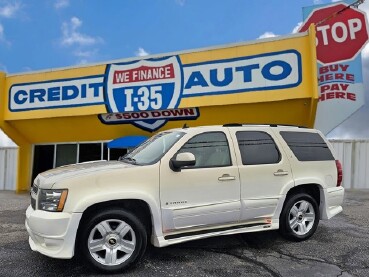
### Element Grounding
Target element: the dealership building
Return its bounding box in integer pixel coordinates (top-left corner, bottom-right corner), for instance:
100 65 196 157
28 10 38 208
0 27 318 192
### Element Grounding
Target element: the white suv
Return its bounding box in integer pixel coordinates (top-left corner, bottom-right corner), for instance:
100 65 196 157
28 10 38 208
26 124 344 272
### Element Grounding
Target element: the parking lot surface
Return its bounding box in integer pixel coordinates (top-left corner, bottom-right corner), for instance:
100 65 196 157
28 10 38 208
0 190 368 277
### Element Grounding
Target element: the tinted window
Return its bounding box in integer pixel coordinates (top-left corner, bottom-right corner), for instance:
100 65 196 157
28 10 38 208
280 131 334 161
236 131 280 165
179 132 231 168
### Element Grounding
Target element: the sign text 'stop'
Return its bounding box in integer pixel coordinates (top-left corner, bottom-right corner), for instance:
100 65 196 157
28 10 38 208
300 3 369 64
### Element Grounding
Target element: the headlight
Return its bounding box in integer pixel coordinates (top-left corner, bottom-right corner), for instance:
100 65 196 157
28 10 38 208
38 189 68 212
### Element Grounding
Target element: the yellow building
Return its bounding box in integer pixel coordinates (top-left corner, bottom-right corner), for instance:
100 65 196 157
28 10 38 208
0 27 317 192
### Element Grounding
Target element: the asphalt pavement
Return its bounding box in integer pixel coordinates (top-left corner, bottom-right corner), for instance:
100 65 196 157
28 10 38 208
0 189 368 277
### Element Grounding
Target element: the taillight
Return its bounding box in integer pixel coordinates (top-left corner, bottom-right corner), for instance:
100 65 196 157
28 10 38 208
335 160 343 187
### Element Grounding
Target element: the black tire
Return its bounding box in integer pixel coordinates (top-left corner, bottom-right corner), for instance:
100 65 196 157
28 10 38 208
279 193 319 241
79 209 147 273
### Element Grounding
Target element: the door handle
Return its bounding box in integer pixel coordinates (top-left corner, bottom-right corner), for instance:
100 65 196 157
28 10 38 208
274 169 289 176
218 174 236 181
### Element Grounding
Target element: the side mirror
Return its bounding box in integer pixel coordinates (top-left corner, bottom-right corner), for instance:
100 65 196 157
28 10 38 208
170 152 196 172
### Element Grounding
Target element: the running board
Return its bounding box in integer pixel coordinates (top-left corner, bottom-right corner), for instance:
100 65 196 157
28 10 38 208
156 221 278 247
165 223 268 240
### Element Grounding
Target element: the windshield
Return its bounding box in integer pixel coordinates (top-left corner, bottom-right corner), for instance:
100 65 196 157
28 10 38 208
121 131 185 165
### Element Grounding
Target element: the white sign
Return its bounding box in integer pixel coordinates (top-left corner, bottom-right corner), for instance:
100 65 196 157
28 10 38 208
182 51 301 96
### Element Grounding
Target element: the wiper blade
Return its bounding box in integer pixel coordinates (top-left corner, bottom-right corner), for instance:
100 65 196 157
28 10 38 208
119 156 137 164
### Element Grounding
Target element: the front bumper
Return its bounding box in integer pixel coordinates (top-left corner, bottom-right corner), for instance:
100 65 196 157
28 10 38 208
25 205 82 259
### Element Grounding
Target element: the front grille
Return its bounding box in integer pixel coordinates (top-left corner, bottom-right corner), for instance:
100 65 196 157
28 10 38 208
31 197 36 210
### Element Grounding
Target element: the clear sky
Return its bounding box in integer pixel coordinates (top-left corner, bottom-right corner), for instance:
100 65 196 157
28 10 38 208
0 0 346 74
0 0 369 142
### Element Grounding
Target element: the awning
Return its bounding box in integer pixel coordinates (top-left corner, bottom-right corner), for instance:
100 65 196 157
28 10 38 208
107 135 148 149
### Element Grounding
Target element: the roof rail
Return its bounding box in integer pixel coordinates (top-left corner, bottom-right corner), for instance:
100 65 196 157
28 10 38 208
222 123 243 127
269 124 307 128
222 123 307 128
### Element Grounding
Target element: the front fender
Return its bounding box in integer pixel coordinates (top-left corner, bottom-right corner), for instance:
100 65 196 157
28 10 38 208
75 191 163 238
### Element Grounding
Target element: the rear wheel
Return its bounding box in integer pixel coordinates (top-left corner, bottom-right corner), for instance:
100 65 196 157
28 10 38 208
79 209 147 273
279 193 319 241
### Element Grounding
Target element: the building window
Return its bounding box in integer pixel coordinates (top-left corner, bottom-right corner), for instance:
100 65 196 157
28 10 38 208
79 143 102 163
32 141 131 184
55 144 77 167
32 145 55 183
109 148 127 160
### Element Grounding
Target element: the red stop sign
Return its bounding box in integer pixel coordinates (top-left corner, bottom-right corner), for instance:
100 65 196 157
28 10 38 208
299 3 369 64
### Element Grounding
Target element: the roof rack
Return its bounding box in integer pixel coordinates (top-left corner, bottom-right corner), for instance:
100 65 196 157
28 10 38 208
222 123 243 127
269 124 307 128
222 123 307 128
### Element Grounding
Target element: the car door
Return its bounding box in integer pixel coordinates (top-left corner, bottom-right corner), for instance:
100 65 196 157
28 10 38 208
228 128 294 222
159 129 241 234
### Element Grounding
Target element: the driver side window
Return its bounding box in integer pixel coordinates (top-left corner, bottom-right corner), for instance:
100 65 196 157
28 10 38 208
178 132 231 168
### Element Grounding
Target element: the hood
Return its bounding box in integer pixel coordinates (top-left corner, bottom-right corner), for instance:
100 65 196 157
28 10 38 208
35 160 136 189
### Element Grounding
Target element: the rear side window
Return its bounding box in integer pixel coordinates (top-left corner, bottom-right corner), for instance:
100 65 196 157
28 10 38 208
280 131 334 161
236 131 281 165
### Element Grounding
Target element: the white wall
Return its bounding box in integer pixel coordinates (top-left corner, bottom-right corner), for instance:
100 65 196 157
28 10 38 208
0 129 17 147
0 147 18 191
330 140 369 189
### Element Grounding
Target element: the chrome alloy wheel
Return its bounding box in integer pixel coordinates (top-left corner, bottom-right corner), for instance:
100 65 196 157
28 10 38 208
88 219 136 266
288 200 316 236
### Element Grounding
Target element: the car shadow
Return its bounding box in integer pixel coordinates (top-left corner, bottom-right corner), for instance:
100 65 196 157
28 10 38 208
28 230 284 276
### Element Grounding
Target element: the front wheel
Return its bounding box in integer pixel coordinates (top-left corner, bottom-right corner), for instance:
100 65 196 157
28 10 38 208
279 193 319 241
79 209 147 273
